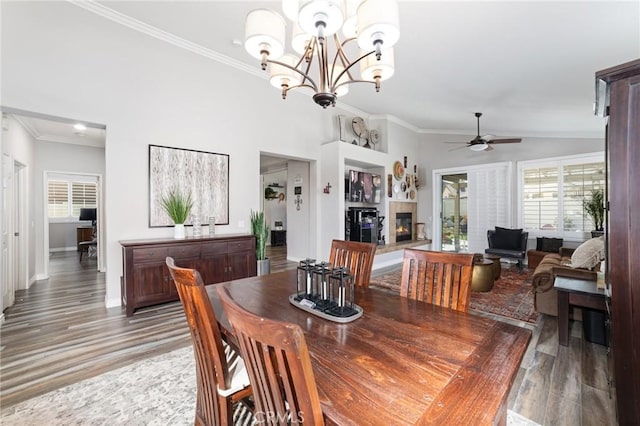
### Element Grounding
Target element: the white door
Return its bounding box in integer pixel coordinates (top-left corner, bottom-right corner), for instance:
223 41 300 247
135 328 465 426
14 162 26 290
2 153 15 310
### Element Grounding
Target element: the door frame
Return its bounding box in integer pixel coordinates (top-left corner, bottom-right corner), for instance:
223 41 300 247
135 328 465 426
42 171 104 278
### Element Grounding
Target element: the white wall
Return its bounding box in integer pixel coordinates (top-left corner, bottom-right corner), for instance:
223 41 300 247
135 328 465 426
286 160 312 261
1 2 351 306
2 115 36 286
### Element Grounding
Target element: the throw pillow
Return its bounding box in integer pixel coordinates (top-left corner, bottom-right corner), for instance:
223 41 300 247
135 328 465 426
570 236 605 269
494 227 523 251
536 237 563 253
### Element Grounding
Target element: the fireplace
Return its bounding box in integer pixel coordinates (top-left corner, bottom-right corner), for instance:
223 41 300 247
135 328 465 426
396 212 412 242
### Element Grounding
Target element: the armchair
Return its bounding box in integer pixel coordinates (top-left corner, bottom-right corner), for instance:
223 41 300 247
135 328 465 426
485 228 528 272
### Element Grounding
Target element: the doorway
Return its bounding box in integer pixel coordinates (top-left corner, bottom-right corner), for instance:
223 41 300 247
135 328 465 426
440 173 468 252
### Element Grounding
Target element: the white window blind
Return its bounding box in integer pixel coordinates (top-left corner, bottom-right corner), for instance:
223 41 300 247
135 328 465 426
47 177 97 220
518 153 604 238
71 182 97 216
466 163 511 253
48 180 69 218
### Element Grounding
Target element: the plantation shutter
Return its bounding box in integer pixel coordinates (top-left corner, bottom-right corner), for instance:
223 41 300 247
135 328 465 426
48 180 69 218
71 182 97 217
562 162 605 232
466 163 511 254
522 167 558 231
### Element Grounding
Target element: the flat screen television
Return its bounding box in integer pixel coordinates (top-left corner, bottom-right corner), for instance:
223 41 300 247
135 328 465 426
347 170 381 204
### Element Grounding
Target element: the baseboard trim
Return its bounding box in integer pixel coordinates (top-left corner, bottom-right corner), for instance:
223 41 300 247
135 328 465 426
35 273 48 281
49 247 77 253
105 297 121 309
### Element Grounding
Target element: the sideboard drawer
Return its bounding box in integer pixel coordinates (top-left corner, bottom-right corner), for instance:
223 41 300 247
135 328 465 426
228 239 254 253
133 247 169 262
169 245 200 259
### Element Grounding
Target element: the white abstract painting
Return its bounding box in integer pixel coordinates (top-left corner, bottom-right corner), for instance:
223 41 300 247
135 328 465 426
149 145 229 227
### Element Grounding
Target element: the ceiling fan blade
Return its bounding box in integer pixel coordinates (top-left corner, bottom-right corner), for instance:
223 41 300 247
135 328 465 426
444 141 468 144
487 138 522 144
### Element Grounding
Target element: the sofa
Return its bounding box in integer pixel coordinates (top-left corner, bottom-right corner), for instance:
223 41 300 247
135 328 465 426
531 237 604 316
527 237 564 270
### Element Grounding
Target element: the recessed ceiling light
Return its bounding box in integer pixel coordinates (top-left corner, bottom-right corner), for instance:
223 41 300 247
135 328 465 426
74 123 87 132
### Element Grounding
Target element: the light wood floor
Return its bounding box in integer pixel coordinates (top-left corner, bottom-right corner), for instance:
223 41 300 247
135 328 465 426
1 247 617 424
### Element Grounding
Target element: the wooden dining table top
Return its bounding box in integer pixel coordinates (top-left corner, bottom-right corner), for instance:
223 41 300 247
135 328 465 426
207 269 531 426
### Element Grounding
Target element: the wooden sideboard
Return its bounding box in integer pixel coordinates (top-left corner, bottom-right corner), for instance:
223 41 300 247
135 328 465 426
120 234 256 316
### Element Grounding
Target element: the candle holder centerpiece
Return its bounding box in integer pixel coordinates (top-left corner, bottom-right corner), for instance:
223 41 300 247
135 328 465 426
290 260 363 323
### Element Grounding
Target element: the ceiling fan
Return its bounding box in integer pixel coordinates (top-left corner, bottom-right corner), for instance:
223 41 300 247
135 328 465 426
447 112 522 151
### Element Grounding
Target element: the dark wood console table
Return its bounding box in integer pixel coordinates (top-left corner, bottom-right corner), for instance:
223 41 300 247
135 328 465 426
120 234 256 316
554 276 606 346
270 230 286 246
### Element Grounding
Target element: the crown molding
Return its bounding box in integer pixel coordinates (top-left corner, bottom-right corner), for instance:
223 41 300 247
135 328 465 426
12 115 40 139
67 0 263 80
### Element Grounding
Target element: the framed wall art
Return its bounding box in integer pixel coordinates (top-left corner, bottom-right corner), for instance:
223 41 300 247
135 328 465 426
149 144 229 227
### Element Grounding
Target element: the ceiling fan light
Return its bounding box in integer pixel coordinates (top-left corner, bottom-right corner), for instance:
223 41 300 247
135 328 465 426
245 9 286 60
360 47 394 81
298 0 345 37
469 143 488 152
269 54 303 89
356 0 400 51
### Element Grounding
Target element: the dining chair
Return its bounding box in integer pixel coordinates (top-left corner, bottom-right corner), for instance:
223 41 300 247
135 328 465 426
400 248 475 313
329 239 377 288
216 285 325 426
166 257 252 426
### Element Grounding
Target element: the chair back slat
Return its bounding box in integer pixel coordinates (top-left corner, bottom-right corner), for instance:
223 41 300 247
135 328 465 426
329 239 377 288
166 257 235 425
400 249 475 313
217 286 325 425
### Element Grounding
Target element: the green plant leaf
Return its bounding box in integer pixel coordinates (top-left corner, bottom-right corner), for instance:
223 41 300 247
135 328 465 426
161 189 193 224
250 209 270 260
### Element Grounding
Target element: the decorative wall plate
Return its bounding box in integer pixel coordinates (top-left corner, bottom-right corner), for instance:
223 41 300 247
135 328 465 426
410 190 416 200
393 184 400 193
393 161 404 180
400 182 407 192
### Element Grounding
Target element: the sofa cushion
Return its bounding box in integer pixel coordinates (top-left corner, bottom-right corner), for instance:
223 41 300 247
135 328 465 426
494 227 523 250
570 236 605 269
536 237 563 253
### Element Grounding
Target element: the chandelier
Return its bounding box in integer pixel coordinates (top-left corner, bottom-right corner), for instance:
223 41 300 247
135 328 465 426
244 0 399 108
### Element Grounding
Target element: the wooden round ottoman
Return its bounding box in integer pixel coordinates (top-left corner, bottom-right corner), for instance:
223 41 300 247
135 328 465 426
472 259 495 292
483 254 501 280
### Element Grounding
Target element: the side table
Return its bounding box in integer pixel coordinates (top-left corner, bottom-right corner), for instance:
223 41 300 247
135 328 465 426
554 276 606 346
472 259 494 292
483 254 501 279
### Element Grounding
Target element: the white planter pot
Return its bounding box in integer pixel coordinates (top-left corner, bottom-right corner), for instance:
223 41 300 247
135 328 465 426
174 223 186 239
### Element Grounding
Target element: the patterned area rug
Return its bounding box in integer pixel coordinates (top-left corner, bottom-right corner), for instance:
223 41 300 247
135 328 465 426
370 267 539 324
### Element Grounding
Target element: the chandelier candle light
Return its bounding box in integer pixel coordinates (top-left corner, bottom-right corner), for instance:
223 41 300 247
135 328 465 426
244 0 399 108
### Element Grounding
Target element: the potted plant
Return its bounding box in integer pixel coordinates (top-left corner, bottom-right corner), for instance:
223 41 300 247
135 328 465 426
250 209 270 275
161 189 193 239
583 188 605 237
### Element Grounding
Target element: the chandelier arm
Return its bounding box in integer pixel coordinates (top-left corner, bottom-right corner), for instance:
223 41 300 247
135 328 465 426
267 59 319 92
331 50 377 91
334 35 359 81
333 79 377 92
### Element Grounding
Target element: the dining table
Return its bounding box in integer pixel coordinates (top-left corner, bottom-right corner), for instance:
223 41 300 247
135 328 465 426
206 269 531 425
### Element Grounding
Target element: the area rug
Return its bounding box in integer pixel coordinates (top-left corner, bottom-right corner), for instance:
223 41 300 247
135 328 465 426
0 346 539 426
370 267 539 324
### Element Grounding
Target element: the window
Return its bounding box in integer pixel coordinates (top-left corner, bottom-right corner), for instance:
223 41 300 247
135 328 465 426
518 153 604 239
47 176 97 220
